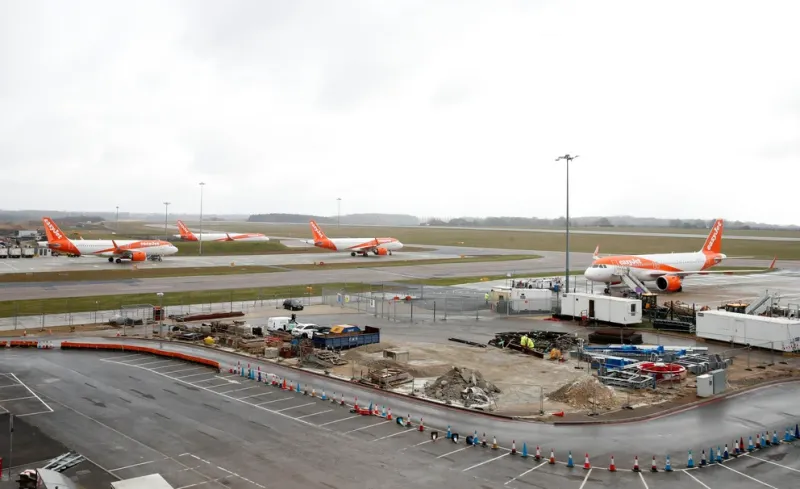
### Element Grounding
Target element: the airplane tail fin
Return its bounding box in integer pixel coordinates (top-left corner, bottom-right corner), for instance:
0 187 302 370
176 220 197 240
702 219 724 254
309 220 327 242
592 245 600 260
42 217 69 244
769 256 777 269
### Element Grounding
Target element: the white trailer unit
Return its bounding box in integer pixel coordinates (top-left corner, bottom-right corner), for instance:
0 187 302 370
695 310 800 352
8 246 21 258
22 247 35 258
560 293 642 325
0 247 7 258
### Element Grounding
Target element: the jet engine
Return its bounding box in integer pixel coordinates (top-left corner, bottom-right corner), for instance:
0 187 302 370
375 247 389 256
655 275 683 292
130 251 147 262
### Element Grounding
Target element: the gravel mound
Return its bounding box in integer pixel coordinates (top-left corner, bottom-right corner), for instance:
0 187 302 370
548 376 617 410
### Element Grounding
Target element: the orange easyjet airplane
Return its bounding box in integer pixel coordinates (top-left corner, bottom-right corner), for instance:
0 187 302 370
41 217 178 263
174 220 269 242
306 220 403 256
583 219 776 292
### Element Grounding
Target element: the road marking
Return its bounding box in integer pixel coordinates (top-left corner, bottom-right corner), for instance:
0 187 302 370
275 402 315 412
578 468 593 489
682 470 712 489
16 410 53 418
218 386 257 395
462 452 510 472
371 428 418 442
318 415 360 426
107 354 141 360
717 463 779 488
296 409 333 419
639 472 649 489
437 446 470 459
505 461 548 485
744 453 800 473
162 366 206 375
109 458 166 472
150 363 186 370
0 384 22 389
132 359 175 367
256 397 293 405
188 377 220 385
116 357 153 364
205 382 237 389
215 464 266 489
9 373 53 413
0 396 36 402
344 420 390 434
177 372 215 380
238 392 273 400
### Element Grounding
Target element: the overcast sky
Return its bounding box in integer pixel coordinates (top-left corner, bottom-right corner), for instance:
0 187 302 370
2 1 799 224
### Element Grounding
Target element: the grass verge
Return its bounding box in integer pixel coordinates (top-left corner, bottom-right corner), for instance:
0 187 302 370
0 255 540 284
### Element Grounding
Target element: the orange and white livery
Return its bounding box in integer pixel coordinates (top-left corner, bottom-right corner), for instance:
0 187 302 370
42 217 178 263
584 219 776 292
307 220 403 256
175 220 269 242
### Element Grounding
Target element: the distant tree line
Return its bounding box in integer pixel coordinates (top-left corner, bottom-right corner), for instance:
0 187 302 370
421 216 799 230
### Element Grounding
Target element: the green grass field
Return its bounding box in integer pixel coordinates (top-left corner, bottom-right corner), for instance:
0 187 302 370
0 254 539 284
172 222 799 260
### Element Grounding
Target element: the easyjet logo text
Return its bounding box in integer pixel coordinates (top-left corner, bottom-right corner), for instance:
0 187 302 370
706 221 722 251
311 222 323 236
45 220 63 240
617 258 643 267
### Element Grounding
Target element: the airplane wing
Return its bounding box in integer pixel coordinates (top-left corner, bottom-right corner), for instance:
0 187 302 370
644 257 777 279
348 239 381 251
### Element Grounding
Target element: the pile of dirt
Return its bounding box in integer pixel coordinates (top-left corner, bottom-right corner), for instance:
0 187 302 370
424 367 501 404
548 376 617 410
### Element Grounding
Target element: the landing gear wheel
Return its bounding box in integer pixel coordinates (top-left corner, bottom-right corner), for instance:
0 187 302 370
108 257 114 263
389 251 393 256
351 252 356 257
115 258 122 264
604 287 610 294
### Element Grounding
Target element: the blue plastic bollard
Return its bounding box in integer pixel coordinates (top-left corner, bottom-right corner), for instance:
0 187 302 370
785 428 792 442
665 455 672 472
567 451 574 468
716 446 722 463
795 424 799 439
723 445 729 460
709 447 716 464
687 450 694 469
772 431 779 445
473 431 479 446
522 443 528 458
748 436 754 452
446 426 451 439
700 449 707 466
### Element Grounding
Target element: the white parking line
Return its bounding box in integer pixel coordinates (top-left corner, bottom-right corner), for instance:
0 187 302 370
639 472 649 489
343 420 390 434
218 386 258 395
275 402 316 413
682 470 711 489
256 397 293 406
437 446 471 459
462 452 509 472
162 367 206 375
176 372 215 380
505 461 547 485
131 360 175 367
0 396 36 403
744 453 800 473
717 463 779 488
109 458 165 472
0 384 22 389
371 428 417 442
9 373 52 413
318 415 360 427
150 363 186 371
296 410 333 419
188 377 220 385
578 468 593 489
204 382 235 389
106 354 142 361
238 392 273 400
116 357 153 364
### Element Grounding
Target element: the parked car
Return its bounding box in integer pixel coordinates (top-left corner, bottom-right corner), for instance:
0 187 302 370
177 332 204 341
291 323 320 339
283 299 304 311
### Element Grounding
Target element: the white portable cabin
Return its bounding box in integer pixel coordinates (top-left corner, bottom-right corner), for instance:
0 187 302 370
112 474 175 489
560 293 642 325
695 310 800 352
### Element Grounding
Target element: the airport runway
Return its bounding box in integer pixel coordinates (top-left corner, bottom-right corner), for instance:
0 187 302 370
2 345 798 489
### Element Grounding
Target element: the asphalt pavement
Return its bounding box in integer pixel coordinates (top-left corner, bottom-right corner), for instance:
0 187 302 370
1 346 797 489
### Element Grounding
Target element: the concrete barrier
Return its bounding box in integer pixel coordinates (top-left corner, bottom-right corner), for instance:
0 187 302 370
59 342 221 370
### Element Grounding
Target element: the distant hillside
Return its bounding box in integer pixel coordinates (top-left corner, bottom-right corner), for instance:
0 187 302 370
422 216 800 231
249 213 420 226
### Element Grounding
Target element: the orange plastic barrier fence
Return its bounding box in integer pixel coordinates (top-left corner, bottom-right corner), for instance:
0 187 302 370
0 340 40 348
60 342 220 369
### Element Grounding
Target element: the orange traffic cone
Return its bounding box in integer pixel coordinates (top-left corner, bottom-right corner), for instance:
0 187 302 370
354 397 359 410
583 453 591 470
632 456 640 472
609 455 616 472
418 417 425 432
535 446 542 461
549 449 556 464
553 410 565 417
386 408 392 420
511 440 517 455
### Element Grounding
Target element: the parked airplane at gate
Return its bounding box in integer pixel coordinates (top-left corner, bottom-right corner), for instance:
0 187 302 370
174 220 269 242
41 217 178 263
306 220 403 256
583 219 776 293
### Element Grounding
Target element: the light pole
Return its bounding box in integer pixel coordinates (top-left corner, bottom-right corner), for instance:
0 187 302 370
163 202 171 241
199 182 205 255
156 292 164 338
337 197 342 227
115 206 119 232
555 154 579 293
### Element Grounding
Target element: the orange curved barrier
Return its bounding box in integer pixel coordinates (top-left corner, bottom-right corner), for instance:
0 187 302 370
1 340 39 348
60 342 220 369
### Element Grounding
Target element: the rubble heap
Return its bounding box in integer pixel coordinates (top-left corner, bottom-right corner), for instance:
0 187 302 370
548 376 618 410
424 366 501 409
489 330 578 355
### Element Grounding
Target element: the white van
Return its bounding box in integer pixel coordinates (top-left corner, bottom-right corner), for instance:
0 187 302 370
267 316 294 332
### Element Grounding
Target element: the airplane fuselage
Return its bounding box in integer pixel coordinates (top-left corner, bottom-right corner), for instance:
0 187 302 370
48 239 178 258
174 233 269 242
